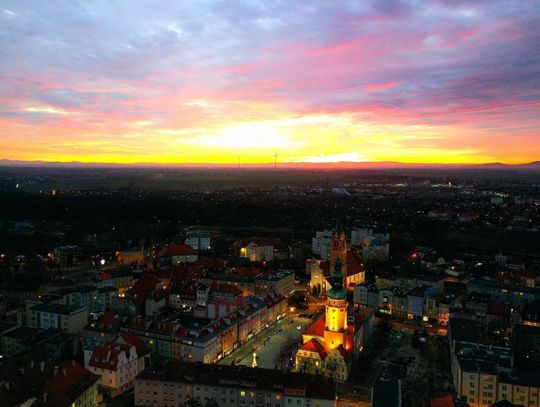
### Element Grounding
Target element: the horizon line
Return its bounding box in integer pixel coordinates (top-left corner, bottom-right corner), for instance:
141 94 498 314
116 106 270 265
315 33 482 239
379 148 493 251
1 158 539 168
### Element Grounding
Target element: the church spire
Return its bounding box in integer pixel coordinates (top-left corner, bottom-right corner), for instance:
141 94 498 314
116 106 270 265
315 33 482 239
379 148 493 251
335 216 345 236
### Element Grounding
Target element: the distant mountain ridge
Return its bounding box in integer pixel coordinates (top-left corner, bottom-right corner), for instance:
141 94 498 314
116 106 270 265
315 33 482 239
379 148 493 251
0 158 539 170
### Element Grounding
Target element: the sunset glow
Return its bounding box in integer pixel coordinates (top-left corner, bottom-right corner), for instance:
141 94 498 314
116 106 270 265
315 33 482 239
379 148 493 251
1 1 539 164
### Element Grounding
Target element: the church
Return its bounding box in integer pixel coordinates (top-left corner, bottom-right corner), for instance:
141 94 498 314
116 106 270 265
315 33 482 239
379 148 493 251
309 219 365 296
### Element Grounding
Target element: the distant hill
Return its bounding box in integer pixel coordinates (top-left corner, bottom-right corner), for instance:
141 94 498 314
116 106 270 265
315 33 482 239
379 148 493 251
0 158 539 170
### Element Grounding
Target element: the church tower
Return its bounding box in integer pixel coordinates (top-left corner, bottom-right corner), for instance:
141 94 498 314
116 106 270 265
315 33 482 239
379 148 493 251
329 217 347 286
323 258 348 351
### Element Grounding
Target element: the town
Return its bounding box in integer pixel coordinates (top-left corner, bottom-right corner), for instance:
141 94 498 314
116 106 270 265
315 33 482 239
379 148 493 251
0 167 539 407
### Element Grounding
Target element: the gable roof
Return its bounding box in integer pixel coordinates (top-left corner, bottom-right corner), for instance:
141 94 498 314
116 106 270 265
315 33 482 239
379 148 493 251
300 339 327 360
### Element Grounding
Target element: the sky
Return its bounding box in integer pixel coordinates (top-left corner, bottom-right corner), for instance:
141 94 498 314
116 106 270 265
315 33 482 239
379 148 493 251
1 0 539 165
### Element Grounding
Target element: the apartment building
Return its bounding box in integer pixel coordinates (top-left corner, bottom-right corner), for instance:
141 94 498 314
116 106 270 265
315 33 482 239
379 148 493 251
134 360 336 407
27 303 87 334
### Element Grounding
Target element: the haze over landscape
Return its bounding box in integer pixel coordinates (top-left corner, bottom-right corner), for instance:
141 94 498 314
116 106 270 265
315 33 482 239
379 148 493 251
1 1 539 165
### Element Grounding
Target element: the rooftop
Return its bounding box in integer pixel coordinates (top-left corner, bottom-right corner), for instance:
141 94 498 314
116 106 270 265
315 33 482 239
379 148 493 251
30 303 85 315
137 360 335 400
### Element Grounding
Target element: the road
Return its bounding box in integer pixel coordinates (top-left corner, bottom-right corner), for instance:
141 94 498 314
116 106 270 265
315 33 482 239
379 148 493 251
219 315 314 369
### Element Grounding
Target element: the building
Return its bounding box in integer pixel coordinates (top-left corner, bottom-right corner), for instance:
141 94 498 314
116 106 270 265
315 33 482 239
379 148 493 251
407 286 429 320
159 243 198 265
84 332 151 397
185 233 212 251
0 324 77 362
312 230 333 260
449 317 540 407
121 294 283 364
0 360 99 407
297 259 354 382
254 269 295 297
96 268 135 297
310 222 365 296
243 242 274 262
134 360 336 407
193 283 244 319
27 303 87 334
351 228 390 261
467 279 540 307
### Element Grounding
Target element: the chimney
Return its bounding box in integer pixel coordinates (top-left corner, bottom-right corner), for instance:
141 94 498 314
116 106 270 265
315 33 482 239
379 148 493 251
30 361 34 369
40 361 45 371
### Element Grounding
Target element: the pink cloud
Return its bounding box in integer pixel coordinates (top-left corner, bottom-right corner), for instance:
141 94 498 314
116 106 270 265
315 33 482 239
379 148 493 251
366 81 401 93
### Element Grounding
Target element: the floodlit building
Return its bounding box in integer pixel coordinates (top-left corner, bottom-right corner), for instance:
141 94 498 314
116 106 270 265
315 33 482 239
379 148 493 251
309 220 365 296
297 258 358 382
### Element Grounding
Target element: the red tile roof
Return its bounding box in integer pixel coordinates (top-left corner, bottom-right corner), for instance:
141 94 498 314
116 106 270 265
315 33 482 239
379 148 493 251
315 251 364 279
303 314 326 338
346 250 364 277
159 243 196 257
43 362 100 407
431 394 456 407
119 332 150 357
89 343 133 370
300 339 327 360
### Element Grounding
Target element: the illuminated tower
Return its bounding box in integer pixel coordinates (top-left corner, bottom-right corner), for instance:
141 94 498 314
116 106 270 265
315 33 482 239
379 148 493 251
323 258 348 351
329 217 347 286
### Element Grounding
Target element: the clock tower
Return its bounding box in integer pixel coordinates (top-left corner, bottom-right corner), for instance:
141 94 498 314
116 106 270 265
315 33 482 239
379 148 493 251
323 258 348 351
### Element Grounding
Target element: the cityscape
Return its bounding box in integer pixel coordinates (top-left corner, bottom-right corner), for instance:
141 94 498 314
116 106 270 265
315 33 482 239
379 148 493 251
1 2 540 407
